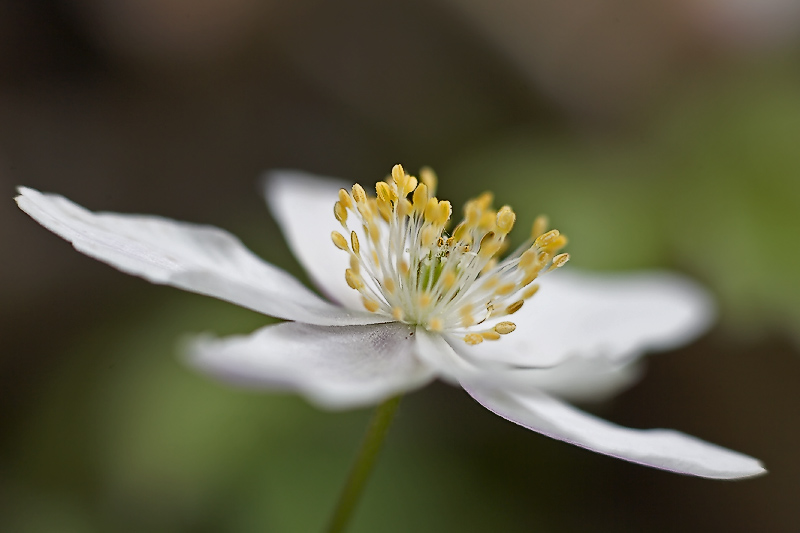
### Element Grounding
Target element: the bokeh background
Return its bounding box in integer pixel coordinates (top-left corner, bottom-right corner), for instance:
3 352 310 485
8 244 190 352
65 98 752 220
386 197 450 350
3 0 800 531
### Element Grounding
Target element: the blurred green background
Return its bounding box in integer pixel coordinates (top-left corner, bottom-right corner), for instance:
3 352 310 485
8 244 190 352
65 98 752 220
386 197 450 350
3 0 800 531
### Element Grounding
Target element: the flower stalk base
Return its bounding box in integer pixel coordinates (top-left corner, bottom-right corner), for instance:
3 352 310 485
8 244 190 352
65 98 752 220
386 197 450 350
325 395 402 533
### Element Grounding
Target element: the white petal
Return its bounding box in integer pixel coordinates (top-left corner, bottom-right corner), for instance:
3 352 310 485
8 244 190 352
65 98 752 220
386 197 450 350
16 187 387 326
415 327 478 384
186 322 435 409
460 269 715 368
419 329 594 394
467 386 765 479
264 170 364 310
450 334 644 402
505 356 643 403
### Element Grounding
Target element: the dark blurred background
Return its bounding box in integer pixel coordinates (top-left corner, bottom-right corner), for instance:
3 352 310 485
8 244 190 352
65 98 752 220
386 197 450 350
3 0 800 531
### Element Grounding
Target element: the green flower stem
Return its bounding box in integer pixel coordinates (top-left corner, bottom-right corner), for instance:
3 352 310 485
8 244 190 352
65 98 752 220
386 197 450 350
325 395 402 533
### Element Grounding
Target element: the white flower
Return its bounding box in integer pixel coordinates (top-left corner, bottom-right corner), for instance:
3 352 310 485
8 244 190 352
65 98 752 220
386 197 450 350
15 165 764 479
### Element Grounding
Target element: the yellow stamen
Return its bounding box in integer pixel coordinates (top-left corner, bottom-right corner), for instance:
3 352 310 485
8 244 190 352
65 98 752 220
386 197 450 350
464 333 483 345
550 253 570 269
383 278 396 294
535 229 560 248
531 215 548 239
334 201 348 226
522 284 540 300
339 188 354 209
331 231 349 251
328 164 568 340
420 166 437 195
351 183 367 204
495 282 517 296
494 321 516 335
412 183 429 214
375 181 394 203
418 292 432 308
345 269 363 290
496 206 516 234
506 300 524 314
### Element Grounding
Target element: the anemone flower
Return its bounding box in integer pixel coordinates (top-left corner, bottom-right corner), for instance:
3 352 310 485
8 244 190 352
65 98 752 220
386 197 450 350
16 165 764 529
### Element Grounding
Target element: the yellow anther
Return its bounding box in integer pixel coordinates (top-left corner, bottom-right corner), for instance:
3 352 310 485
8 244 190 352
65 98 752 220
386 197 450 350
369 229 381 247
350 231 360 254
480 258 498 274
383 278 395 294
531 215 549 239
496 206 516 234
420 226 439 247
481 331 501 341
392 307 404 321
351 183 367 204
334 201 348 226
481 275 499 290
357 205 374 224
420 166 437 195
435 200 452 226
478 233 500 258
339 188 354 209
363 298 380 313
376 181 394 203
391 164 406 185
519 249 538 269
495 282 517 296
479 231 496 247
550 253 570 269
464 202 480 225
534 229 560 248
377 198 392 222
521 271 539 286
424 197 439 222
349 254 360 272
345 269 364 290
478 210 496 229
418 292 432 308
464 333 483 345
542 234 568 254
412 183 429 214
441 270 457 289
476 191 493 209
391 165 417 196
522 283 540 300
452 222 468 243
331 231 349 251
400 260 409 275
405 175 418 194
428 317 444 332
496 240 509 256
506 300 524 315
397 198 413 218
494 321 516 335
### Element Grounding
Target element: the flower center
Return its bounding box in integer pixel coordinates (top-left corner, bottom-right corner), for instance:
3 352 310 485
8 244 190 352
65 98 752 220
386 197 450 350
331 164 569 344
